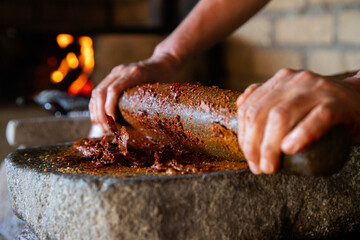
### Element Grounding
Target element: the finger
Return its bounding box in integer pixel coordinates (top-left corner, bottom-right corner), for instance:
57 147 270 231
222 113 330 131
237 70 298 137
89 85 111 125
281 101 340 154
259 93 318 173
104 83 124 121
89 65 126 120
236 83 262 108
92 87 109 132
237 84 276 148
88 123 106 138
89 97 96 123
238 97 278 173
104 66 142 120
236 69 300 173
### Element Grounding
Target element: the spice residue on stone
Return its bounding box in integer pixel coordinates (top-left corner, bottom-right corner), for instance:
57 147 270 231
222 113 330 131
53 115 247 177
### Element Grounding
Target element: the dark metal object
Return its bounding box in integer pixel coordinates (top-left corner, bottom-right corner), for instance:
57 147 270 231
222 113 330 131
119 83 351 177
33 90 90 115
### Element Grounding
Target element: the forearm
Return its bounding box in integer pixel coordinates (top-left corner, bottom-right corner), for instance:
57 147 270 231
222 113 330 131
153 0 270 65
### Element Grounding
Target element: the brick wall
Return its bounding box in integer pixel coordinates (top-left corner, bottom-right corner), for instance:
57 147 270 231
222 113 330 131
224 0 360 91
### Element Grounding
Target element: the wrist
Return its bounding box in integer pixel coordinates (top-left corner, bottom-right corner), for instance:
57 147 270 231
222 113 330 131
137 47 183 84
152 41 187 69
148 44 184 79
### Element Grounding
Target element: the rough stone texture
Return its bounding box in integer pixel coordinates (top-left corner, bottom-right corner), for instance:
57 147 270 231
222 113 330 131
17 225 39 240
5 145 360 240
0 163 27 240
6 116 91 148
0 214 26 240
0 163 12 222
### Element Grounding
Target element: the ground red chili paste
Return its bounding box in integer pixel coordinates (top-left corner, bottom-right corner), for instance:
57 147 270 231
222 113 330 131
55 115 248 177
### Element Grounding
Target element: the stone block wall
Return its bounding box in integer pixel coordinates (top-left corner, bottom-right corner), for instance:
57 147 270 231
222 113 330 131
224 0 360 91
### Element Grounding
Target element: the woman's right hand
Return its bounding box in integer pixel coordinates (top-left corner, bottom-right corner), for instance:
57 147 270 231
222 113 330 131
89 52 181 134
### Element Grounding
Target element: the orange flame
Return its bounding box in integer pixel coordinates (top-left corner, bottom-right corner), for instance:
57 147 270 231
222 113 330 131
68 73 93 96
50 59 69 83
78 36 95 74
68 36 95 95
51 71 64 83
56 34 74 48
66 52 79 69
51 34 94 96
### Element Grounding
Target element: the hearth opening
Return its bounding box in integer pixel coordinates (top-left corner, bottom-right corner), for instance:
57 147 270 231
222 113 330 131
0 30 95 103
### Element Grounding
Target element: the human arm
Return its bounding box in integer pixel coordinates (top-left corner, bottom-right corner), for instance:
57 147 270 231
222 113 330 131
89 0 271 132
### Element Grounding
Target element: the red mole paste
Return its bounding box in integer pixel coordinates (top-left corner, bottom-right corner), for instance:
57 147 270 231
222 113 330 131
55 115 248 177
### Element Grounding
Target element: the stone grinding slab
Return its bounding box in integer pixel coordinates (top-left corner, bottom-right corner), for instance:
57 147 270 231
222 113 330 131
5 144 360 240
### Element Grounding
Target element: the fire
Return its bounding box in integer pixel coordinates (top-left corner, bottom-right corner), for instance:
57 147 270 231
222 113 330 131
51 71 64 83
68 73 93 96
66 52 79 69
50 34 94 96
78 36 94 74
56 34 74 48
50 59 69 84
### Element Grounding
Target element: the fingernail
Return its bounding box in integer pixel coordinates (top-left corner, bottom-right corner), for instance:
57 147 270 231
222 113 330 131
260 158 274 174
248 161 261 175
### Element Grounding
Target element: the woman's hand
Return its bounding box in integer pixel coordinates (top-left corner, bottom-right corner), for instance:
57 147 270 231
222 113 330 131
89 52 181 133
236 68 360 174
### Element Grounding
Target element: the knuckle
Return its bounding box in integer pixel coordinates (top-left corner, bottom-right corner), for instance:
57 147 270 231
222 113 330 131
317 104 333 122
275 68 294 78
269 106 289 124
111 65 126 73
107 85 118 96
129 65 142 75
315 78 333 90
243 142 258 160
260 143 272 157
237 105 247 119
299 70 316 79
246 104 261 122
245 83 260 92
92 88 105 98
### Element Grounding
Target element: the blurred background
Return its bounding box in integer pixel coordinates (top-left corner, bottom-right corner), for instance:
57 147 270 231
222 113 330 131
1 0 360 161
